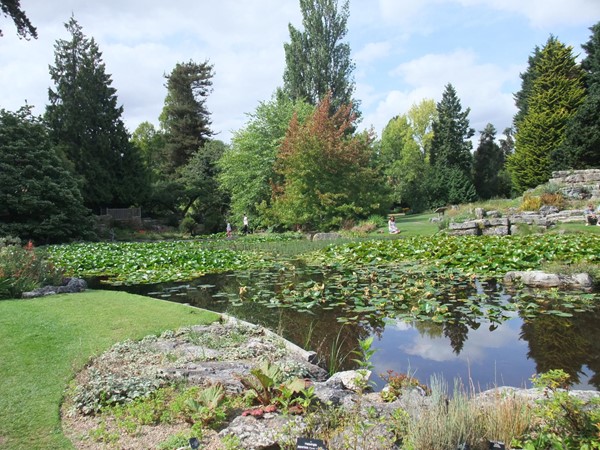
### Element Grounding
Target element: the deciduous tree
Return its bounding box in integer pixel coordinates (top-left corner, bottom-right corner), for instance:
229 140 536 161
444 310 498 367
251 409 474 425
218 95 314 228
270 94 386 230
283 0 357 114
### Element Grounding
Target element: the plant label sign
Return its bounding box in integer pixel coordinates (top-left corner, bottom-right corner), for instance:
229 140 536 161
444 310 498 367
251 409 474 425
296 437 327 450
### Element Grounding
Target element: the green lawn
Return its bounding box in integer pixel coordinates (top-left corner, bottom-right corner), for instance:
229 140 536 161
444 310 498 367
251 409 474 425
0 291 219 450
393 212 439 236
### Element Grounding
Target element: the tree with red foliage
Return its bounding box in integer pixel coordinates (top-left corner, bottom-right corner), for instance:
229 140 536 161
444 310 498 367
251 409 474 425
269 94 387 230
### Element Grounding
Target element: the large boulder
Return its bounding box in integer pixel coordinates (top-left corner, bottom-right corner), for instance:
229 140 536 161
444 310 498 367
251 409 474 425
504 270 593 290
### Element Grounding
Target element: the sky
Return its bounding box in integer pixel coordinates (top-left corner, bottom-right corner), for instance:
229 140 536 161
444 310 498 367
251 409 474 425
1 0 599 145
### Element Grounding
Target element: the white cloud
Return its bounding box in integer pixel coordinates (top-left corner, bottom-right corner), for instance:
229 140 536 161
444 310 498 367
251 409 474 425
455 0 600 27
355 41 392 65
360 49 520 137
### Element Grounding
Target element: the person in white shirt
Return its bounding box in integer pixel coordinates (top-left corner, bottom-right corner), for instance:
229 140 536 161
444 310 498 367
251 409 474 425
388 216 399 234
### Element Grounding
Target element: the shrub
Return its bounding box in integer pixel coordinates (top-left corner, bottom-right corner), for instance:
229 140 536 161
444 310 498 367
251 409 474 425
0 239 63 299
520 194 542 211
540 192 567 209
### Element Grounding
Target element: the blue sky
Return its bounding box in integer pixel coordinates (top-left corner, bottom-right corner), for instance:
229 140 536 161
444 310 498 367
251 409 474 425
1 0 599 144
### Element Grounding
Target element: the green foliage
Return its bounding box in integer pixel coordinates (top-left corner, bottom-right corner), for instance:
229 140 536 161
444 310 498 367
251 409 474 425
161 60 214 173
379 106 431 212
218 95 314 229
46 240 267 285
0 240 64 299
0 0 37 39
508 36 586 192
514 370 600 449
0 107 95 243
282 0 356 114
473 123 507 200
46 17 149 211
429 84 475 206
269 93 387 230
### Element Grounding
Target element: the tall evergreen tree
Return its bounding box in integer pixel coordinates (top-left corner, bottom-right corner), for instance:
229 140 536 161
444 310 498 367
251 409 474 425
45 17 148 211
472 124 505 200
161 60 214 173
0 107 94 243
555 22 600 169
507 37 586 192
428 84 475 206
282 0 357 114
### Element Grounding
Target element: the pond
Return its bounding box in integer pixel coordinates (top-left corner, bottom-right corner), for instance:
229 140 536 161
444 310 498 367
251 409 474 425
93 265 600 393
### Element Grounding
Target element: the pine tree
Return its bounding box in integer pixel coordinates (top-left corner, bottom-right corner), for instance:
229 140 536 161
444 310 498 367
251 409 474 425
0 107 94 243
45 17 148 211
513 45 542 132
161 60 214 173
428 84 475 206
508 37 586 192
282 0 357 113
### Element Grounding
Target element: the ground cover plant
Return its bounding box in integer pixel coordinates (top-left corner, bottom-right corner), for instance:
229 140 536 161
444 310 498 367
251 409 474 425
0 291 218 450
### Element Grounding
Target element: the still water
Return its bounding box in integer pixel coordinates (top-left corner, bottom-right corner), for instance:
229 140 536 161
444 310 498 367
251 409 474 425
97 271 600 392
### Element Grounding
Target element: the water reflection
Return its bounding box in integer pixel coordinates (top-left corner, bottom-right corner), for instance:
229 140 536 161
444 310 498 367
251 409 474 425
93 270 600 391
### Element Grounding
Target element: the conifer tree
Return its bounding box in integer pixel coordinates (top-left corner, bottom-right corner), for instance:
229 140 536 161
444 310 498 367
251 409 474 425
508 37 586 192
0 107 94 243
555 22 600 169
46 17 148 211
473 124 505 200
428 84 475 206
161 60 214 174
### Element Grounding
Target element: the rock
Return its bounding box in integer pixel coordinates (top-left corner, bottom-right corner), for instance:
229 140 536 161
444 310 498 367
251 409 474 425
539 205 559 215
22 277 87 299
475 207 485 219
219 414 302 450
312 232 342 241
327 369 372 392
504 270 593 290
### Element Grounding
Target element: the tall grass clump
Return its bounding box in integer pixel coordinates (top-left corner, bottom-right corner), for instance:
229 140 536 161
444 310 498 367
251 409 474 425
403 375 532 450
0 237 63 299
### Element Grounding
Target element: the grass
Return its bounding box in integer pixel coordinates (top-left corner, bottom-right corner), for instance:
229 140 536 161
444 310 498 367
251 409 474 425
0 290 219 450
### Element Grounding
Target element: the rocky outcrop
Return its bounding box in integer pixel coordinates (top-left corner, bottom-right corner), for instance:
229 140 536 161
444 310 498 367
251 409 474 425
312 232 342 241
504 270 594 291
549 169 600 200
22 277 87 299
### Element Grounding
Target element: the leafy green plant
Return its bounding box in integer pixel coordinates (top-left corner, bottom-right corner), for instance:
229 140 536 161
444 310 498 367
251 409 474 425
514 369 600 449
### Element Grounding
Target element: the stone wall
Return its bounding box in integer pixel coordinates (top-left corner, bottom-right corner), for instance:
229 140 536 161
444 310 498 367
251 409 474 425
549 169 600 200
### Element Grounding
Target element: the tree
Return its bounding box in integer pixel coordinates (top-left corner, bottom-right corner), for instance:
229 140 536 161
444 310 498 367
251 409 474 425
0 107 94 243
282 0 357 114
513 45 542 132
507 37 586 192
131 121 167 181
555 22 600 169
378 102 434 212
270 94 386 230
177 140 228 234
428 84 475 206
0 0 36 39
218 95 314 228
45 17 149 211
161 60 214 173
472 124 505 200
